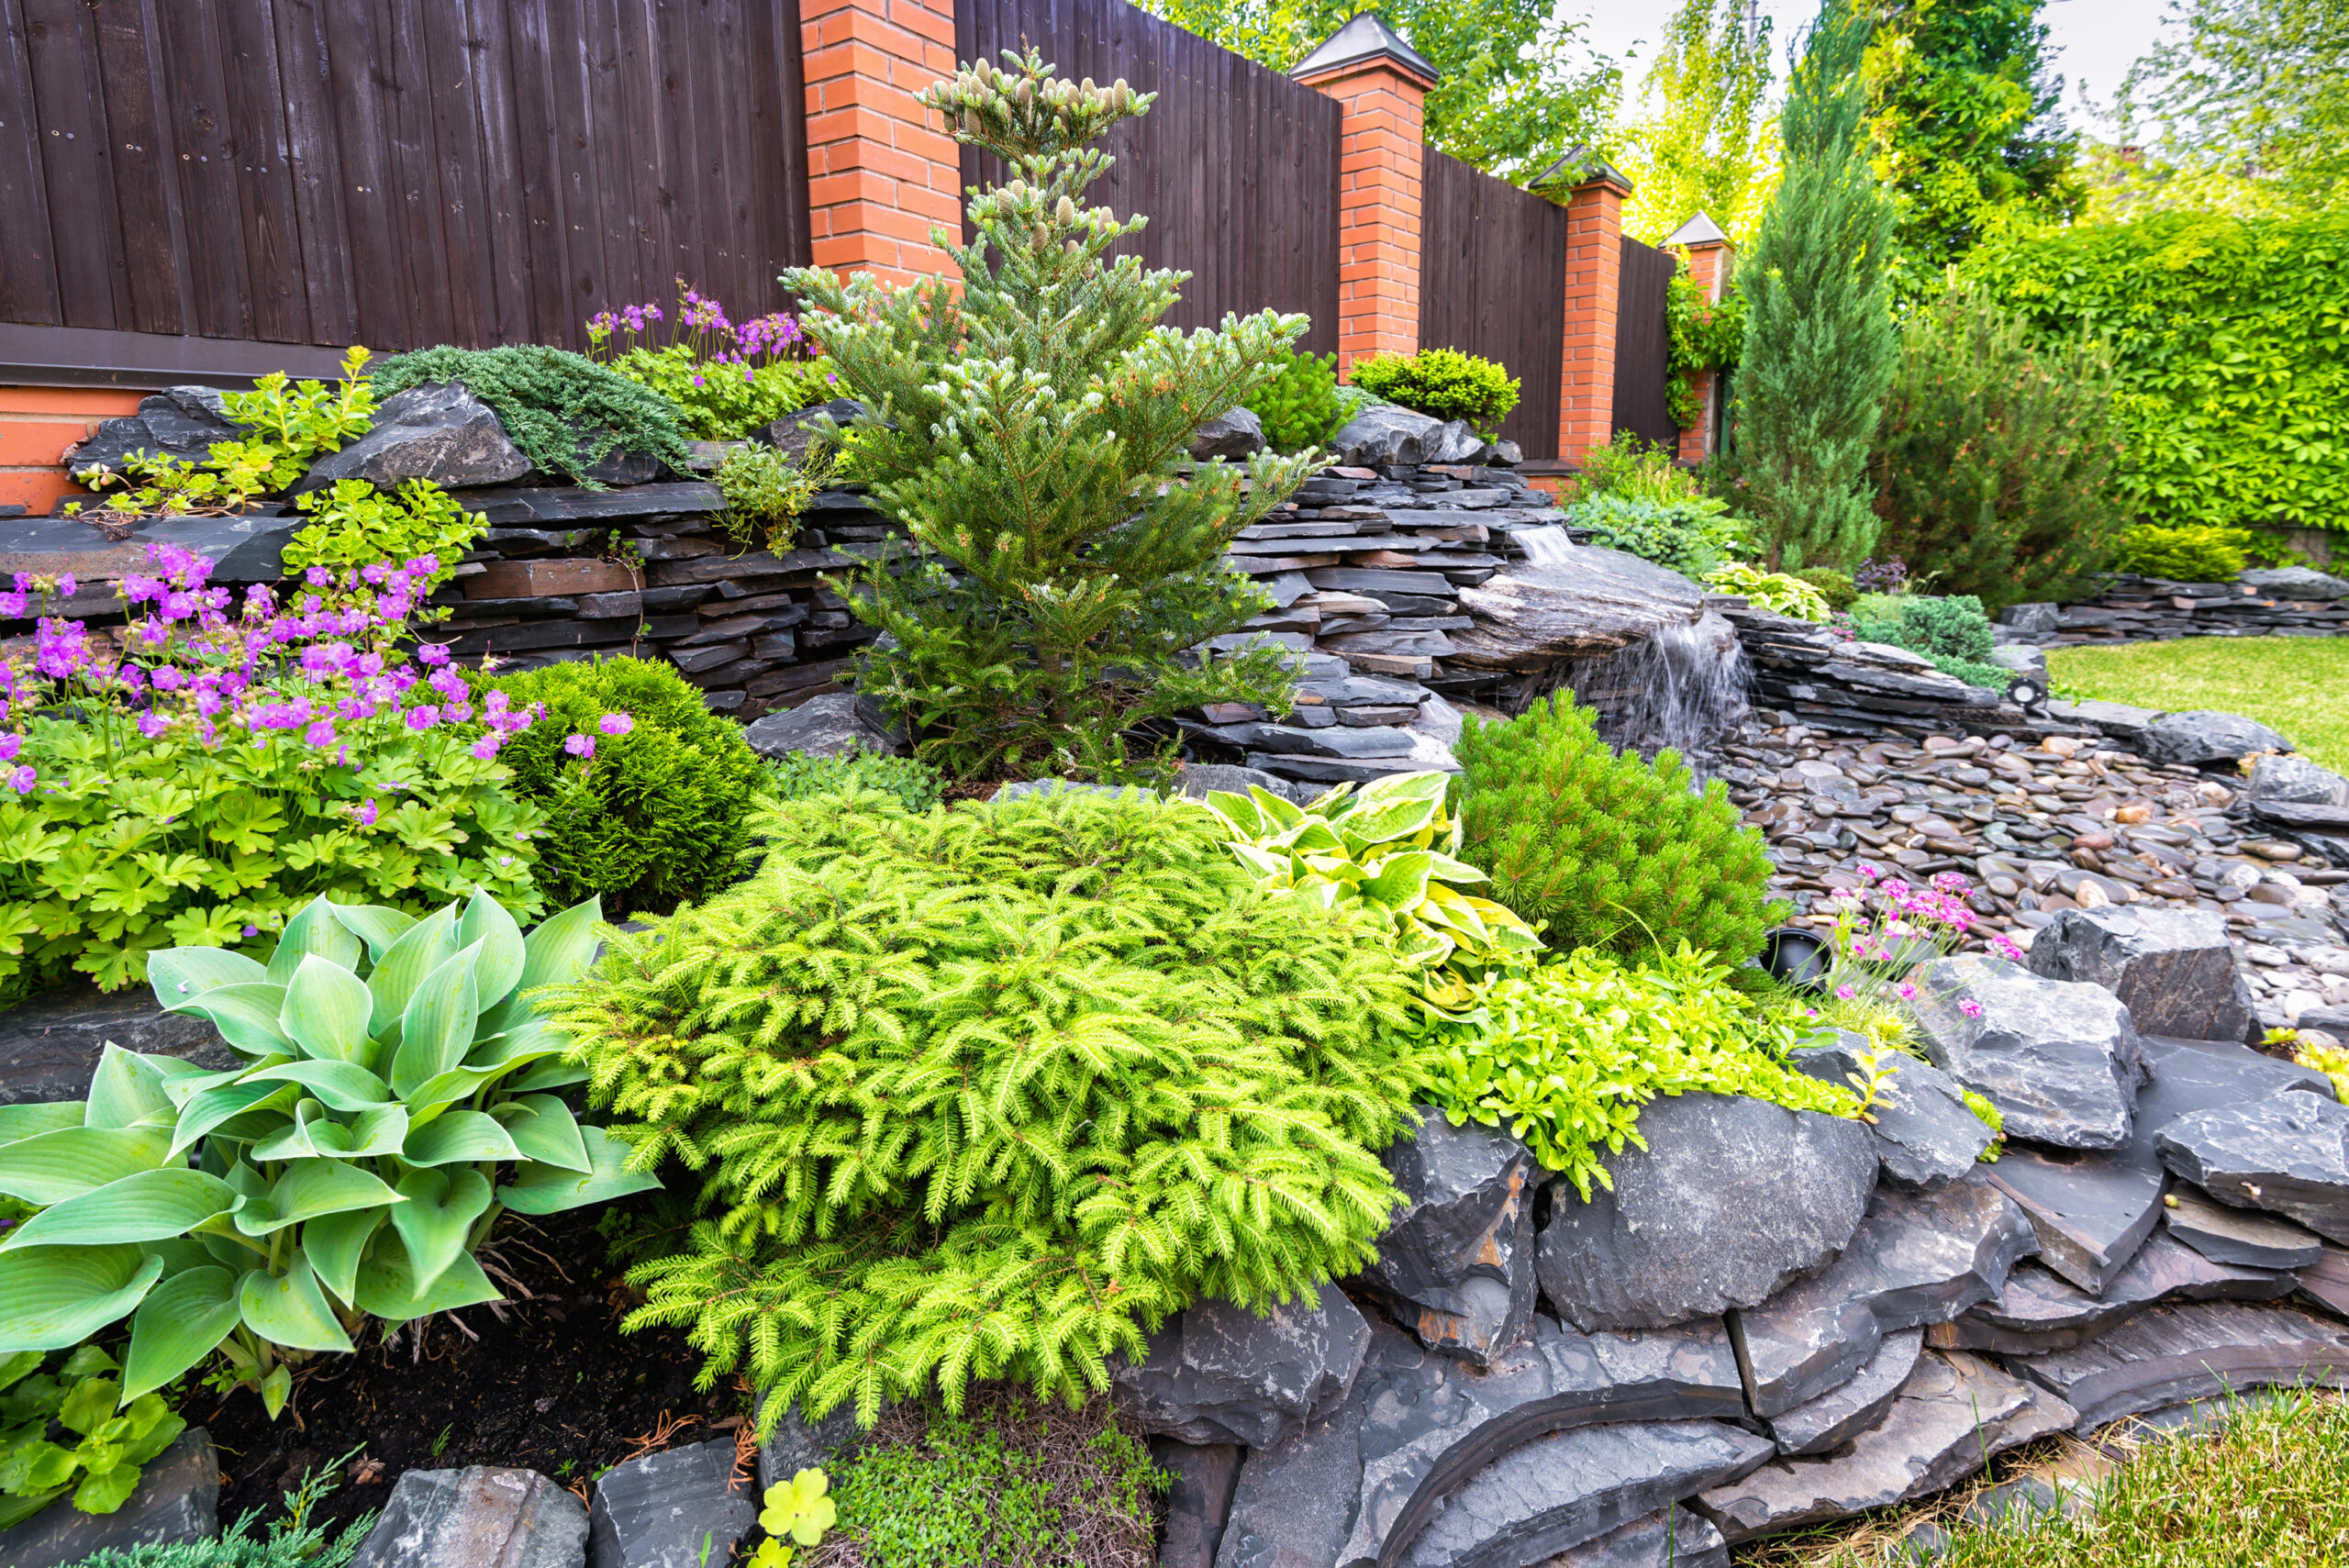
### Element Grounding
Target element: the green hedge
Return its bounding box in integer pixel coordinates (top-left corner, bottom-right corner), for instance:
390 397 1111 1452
1962 210 2349 534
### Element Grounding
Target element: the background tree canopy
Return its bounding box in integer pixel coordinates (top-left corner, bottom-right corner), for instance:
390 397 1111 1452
1614 0 1780 245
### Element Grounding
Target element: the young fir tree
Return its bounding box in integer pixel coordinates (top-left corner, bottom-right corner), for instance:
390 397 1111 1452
780 51 1317 782
1732 1 1899 572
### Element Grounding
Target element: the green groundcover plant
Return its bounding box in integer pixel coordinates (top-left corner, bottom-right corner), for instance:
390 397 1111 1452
761 750 944 816
544 786 1431 1429
281 480 485 599
0 1342 183 1526
1453 695 1787 962
1348 348 1520 435
55 1453 374 1568
0 890 657 1418
1843 592 2008 690
373 346 693 486
1703 562 1831 621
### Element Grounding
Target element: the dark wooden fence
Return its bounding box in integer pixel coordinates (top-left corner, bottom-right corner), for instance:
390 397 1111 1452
957 0 1341 359
0 0 812 367
1611 233 1677 449
1417 147 1567 458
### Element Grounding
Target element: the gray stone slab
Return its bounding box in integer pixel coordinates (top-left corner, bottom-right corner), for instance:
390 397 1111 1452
1449 550 1707 672
1153 1440 1242 1568
1212 1398 1366 1568
2003 1300 2349 1430
2241 566 2349 601
1730 1176 2039 1418
1911 956 2147 1151
1765 1329 1924 1458
1394 1421 1773 1568
351 1466 588 1568
2141 710 2295 768
295 383 530 495
2026 906 2255 1043
755 1398 874 1496
1793 1037 1994 1189
740 692 903 761
1242 723 1419 759
1355 1108 1538 1366
1929 1232 2295 1354
0 984 234 1105
1536 1092 1878 1331
2164 1186 2326 1269
1691 1352 2076 1544
0 1428 217 1568
2156 1094 2349 1242
2301 1243 2349 1319
1111 1291 1370 1450
1984 1141 2167 1295
2044 699 2165 749
584 1440 753 1568
1536 1507 1727 1568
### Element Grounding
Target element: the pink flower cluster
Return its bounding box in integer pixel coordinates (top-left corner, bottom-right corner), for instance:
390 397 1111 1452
1817 862 2021 1018
586 280 812 384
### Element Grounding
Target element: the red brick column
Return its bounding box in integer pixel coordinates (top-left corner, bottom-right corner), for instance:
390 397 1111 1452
1297 57 1433 379
1556 173 1629 466
799 0 963 288
0 388 142 514
1675 233 1733 464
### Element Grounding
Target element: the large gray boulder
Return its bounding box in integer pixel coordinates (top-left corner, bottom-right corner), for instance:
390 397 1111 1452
1 984 233 1105
1353 1109 1538 1366
1449 550 1706 672
2246 753 2349 810
2026 907 2254 1043
1111 1292 1371 1450
1996 602 2061 638
295 383 530 495
0 1428 217 1568
740 692 904 761
352 1466 588 1568
66 387 241 475
1728 1176 2039 1418
1910 956 2147 1150
2156 1095 2349 1242
1792 1036 1994 1189
585 1440 753 1568
1423 420 1486 465
1191 406 1268 462
1329 406 1444 467
2005 1300 2349 1430
2140 709 2295 768
1931 1232 2294 1355
1534 1093 1878 1331
2240 565 2349 601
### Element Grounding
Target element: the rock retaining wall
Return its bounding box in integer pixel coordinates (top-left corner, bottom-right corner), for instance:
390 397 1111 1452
2000 566 2349 647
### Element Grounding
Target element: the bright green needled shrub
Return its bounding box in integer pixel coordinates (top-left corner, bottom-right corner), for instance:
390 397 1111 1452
1568 495 1748 579
1242 350 1346 454
2108 523 2279 583
372 346 692 485
478 658 765 917
1428 945 1857 1199
1349 348 1520 435
1843 592 2007 689
545 787 1432 1428
1453 695 1787 962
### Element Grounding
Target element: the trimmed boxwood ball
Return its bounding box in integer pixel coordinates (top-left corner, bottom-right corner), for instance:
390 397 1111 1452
478 656 765 916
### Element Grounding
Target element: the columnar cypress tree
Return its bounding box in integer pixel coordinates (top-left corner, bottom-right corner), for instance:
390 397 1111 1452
1733 1 1899 572
780 51 1317 783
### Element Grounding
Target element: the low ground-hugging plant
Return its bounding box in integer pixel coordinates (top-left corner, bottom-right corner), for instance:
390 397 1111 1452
0 1342 184 1525
372 345 692 485
1569 494 1749 579
546 786 1431 1429
1842 591 2009 690
761 749 943 815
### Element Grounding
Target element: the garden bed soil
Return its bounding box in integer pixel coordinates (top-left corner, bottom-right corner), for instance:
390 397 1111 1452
202 1201 735 1540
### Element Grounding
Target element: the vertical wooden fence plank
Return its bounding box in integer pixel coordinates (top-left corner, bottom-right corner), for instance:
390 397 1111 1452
1611 234 1675 448
1417 147 1565 457
21 0 131 330
272 0 361 349
0 0 61 325
89 0 188 338
216 0 311 344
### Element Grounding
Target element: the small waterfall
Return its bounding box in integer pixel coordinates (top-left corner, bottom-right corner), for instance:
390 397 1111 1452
1558 609 1751 771
1514 524 1577 567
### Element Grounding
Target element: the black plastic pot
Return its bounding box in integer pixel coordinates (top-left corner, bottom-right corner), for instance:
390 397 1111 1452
1759 926 1832 994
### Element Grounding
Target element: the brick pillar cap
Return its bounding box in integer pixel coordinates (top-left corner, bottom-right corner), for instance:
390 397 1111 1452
1292 12 1440 89
1663 212 1731 248
1535 144 1632 199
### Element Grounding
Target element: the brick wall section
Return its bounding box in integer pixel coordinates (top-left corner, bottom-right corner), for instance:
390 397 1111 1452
0 389 141 515
1298 60 1429 378
800 0 964 288
1556 175 1629 464
1675 236 1732 465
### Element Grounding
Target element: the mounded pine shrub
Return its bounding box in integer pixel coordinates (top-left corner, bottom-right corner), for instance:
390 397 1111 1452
543 786 1431 1429
1452 695 1787 962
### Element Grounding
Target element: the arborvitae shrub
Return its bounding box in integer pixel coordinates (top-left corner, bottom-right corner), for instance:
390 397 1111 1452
479 657 764 916
544 788 1431 1428
1452 695 1787 961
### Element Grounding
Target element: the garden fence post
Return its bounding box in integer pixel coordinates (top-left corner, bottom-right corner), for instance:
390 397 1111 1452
1664 213 1734 463
798 0 965 287
1544 152 1632 467
1292 16 1441 381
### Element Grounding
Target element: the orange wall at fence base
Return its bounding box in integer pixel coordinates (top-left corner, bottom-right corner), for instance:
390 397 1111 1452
1297 58 1430 380
0 388 139 515
800 0 964 289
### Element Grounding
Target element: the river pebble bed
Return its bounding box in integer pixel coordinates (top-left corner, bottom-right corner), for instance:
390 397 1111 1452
1716 720 2349 1043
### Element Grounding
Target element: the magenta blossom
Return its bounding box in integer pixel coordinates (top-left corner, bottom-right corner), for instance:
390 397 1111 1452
596 712 634 737
563 733 596 760
352 798 380 828
1958 997 1985 1018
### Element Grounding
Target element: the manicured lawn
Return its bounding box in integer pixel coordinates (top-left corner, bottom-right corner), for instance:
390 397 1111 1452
2046 637 2349 773
1744 1390 2349 1567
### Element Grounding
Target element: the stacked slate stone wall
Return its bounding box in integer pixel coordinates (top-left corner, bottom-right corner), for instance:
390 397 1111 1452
2000 567 2349 647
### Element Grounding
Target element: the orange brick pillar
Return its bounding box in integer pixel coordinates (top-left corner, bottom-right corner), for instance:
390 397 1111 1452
1293 17 1440 380
1666 215 1734 464
799 0 963 287
1555 171 1630 466
0 388 142 515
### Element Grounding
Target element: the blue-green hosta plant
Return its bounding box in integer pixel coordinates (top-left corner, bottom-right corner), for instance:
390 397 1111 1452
0 891 656 1418
1199 771 1542 1008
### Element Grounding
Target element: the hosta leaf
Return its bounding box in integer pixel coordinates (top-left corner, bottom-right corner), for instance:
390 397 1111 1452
463 1014 570 1073
302 1207 383 1305
146 947 267 1009
329 903 417 962
402 1066 501 1122
236 1059 395 1112
0 1102 84 1144
237 1255 353 1353
479 896 602 1036
387 1167 492 1290
505 1058 588 1092
162 981 293 1059
1360 851 1435 909
0 1168 242 1252
499 1095 590 1173
169 1079 300 1160
0 1245 162 1350
353 1229 500 1327
232 1159 402 1238
458 889 526 1013
367 906 458 1038
83 1046 179 1130
278 954 375 1065
0 1127 173 1205
392 941 481 1100
254 1103 408 1162
264 895 362 985
498 1125 660 1215
401 1110 520 1166
123 1266 241 1399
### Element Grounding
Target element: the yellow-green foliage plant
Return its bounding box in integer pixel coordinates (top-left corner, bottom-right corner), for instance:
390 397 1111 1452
1702 562 1832 621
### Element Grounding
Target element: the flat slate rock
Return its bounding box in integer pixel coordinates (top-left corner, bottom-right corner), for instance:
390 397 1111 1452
585 1440 753 1568
1536 1092 1878 1331
1730 1176 2039 1418
2155 1095 2349 1243
2004 1300 2349 1430
1536 1507 1727 1568
2164 1186 2326 1270
1766 1329 1923 1457
1153 1440 1243 1568
1928 1232 2295 1354
1692 1352 2076 1545
0 983 233 1105
1449 549 1706 671
1212 1399 1366 1568
1112 1291 1370 1450
1393 1420 1773 1568
740 692 904 761
1911 956 2147 1151
0 1428 218 1568
351 1465 588 1568
1354 1108 1539 1366
2025 906 2254 1044
1984 1141 2167 1295
2302 1244 2349 1319
1793 1037 1994 1189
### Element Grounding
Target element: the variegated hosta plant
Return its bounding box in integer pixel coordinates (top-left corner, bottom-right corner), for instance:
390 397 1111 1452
0 891 657 1418
1200 771 1542 1007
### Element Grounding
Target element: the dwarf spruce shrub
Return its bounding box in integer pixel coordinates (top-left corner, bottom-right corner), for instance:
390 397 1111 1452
1844 592 2007 690
545 788 1431 1429
1452 695 1786 962
1243 350 1346 453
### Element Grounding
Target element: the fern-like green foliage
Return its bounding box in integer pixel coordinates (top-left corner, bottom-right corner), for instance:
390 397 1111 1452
1452 695 1787 962
373 346 692 485
478 658 765 916
543 788 1431 1429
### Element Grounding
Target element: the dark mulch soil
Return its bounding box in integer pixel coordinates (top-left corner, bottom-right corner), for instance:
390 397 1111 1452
204 1200 745 1540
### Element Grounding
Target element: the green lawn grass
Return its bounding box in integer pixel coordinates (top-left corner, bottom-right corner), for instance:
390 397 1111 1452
2045 637 2349 773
